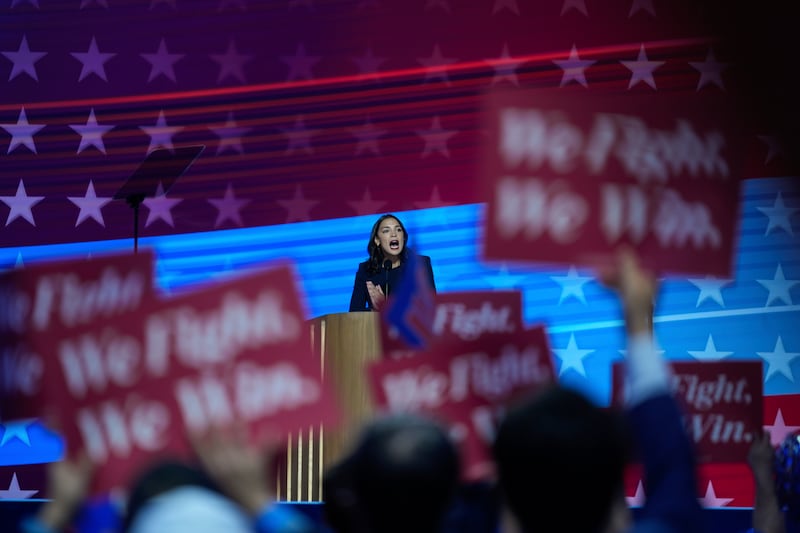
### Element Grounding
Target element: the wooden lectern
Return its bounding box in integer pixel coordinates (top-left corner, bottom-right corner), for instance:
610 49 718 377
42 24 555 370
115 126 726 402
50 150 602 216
276 312 381 502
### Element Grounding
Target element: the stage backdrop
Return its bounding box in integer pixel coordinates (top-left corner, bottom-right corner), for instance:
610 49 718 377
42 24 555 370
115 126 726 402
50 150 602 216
0 175 798 510
0 0 798 515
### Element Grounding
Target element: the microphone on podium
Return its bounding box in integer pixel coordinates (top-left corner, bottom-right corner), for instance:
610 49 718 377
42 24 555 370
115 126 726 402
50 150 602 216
383 259 392 299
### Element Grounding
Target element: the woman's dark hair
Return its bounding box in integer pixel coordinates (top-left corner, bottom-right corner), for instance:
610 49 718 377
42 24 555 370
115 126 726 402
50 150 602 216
366 214 409 274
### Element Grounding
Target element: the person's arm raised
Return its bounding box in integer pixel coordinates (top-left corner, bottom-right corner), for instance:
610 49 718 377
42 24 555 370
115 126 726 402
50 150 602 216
600 249 704 533
599 248 669 406
748 430 785 533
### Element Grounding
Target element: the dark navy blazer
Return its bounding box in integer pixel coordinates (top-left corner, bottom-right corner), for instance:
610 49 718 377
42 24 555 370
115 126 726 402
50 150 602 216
348 255 435 312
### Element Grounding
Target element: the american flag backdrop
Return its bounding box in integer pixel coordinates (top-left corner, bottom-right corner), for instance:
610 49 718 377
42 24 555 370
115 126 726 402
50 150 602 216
0 0 798 518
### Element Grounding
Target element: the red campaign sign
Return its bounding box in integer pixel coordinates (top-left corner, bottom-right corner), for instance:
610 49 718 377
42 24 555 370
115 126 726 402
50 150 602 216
611 361 763 463
367 327 554 481
481 89 743 277
0 250 155 421
33 263 340 493
380 291 524 359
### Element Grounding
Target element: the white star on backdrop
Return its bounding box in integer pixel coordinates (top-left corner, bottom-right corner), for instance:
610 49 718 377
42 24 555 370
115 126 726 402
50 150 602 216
488 43 523 86
143 182 182 227
416 116 457 158
688 335 733 361
481 264 528 289
765 409 800 446
210 111 251 155
413 186 456 210
0 180 44 227
351 47 387 80
413 186 457 228
141 38 184 83
492 0 519 15
277 185 319 223
757 135 783 165
553 45 595 88
689 49 728 91
0 420 35 446
561 0 587 16
553 333 594 377
1 107 45 154
68 180 111 227
208 183 249 228
756 264 798 306
687 276 732 307
210 40 253 84
281 43 321 82
425 0 450 13
0 473 38 500
2 35 47 81
628 0 655 17
698 481 733 508
281 115 319 155
70 109 114 154
140 110 184 153
620 44 663 89
150 0 177 10
626 480 646 506
350 116 388 156
756 192 797 236
550 266 592 305
347 188 387 216
70 36 115 82
417 44 457 86
218 0 246 11
11 0 40 8
757 337 799 383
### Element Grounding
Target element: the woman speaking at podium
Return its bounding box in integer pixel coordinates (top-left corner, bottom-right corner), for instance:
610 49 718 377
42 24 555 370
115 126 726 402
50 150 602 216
348 214 436 312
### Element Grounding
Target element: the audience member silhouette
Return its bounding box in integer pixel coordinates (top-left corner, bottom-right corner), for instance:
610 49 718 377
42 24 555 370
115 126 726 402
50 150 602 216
324 414 459 533
493 249 705 533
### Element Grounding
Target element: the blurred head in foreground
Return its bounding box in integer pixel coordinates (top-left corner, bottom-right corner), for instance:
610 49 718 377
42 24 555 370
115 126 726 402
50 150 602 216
123 460 251 533
493 386 631 533
324 414 460 533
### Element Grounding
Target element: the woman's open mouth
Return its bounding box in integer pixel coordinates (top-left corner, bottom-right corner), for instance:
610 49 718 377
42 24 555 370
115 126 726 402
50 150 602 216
389 239 400 250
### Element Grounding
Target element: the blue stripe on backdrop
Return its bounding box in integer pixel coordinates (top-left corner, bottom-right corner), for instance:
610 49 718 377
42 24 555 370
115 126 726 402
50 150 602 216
0 177 798 466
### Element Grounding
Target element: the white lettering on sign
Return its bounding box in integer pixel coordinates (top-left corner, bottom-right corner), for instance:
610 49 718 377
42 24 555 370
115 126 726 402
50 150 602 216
173 361 321 433
31 268 146 332
653 189 721 249
145 290 301 377
58 331 142 398
432 303 516 341
381 367 449 411
500 109 584 173
498 177 721 250
174 374 235 432
471 405 505 443
672 374 752 410
496 177 588 243
234 362 320 419
76 398 170 462
0 286 30 334
500 108 729 184
600 184 648 243
688 414 751 444
0 345 43 397
454 345 551 400
380 344 551 411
